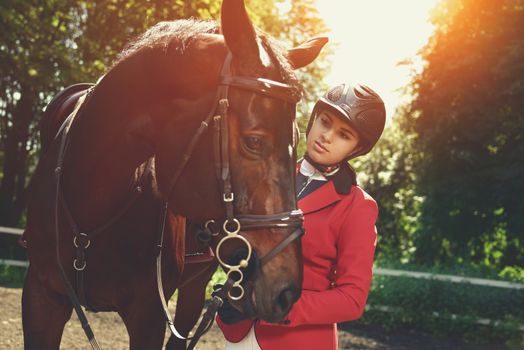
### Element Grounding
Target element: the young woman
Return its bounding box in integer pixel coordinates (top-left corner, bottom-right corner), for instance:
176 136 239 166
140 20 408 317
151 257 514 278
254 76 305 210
217 83 386 350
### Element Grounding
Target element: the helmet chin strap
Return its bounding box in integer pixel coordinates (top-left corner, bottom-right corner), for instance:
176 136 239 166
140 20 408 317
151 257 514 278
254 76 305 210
303 153 341 176
303 139 364 175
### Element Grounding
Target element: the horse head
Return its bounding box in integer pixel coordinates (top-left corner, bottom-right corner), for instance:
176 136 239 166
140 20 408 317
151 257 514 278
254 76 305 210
140 0 328 322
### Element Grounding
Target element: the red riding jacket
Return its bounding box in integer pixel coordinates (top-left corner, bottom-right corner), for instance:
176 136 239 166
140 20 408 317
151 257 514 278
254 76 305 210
218 171 378 349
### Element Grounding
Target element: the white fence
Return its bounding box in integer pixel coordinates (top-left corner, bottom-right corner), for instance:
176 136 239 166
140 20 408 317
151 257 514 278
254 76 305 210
0 226 28 268
374 267 524 290
2 225 524 289
1 225 524 331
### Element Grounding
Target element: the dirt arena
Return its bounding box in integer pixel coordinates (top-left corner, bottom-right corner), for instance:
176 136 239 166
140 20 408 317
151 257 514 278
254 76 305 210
1 286 508 349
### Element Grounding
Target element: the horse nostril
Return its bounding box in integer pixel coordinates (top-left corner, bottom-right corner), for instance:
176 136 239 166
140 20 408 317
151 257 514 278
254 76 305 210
276 285 299 314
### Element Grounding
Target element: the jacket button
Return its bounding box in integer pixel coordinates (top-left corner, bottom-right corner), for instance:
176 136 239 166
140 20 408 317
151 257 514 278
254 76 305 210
330 281 336 288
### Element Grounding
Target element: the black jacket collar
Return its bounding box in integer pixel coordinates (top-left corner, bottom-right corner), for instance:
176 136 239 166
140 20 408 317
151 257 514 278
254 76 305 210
329 162 357 195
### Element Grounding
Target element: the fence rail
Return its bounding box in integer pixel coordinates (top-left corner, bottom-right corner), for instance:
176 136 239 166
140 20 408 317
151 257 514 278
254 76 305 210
0 259 28 268
0 226 23 236
1 225 523 332
374 267 524 290
1 226 26 269
2 226 524 289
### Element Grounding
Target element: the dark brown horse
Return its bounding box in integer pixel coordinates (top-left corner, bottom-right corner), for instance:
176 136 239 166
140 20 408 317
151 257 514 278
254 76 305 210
22 1 326 349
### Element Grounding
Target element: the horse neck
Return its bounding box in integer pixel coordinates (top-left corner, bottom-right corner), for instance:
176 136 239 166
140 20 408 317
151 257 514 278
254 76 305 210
61 68 154 229
60 39 229 228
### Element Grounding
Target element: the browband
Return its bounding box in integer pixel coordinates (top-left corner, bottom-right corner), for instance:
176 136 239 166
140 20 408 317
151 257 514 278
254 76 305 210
220 75 301 104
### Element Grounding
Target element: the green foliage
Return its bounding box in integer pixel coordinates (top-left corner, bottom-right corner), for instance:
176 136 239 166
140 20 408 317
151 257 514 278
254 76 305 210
353 115 423 264
356 0 524 274
0 265 25 288
403 0 524 269
360 273 524 347
205 267 227 300
0 0 83 225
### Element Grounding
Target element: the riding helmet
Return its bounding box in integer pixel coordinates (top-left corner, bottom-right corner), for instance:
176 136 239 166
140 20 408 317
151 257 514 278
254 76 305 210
306 83 386 158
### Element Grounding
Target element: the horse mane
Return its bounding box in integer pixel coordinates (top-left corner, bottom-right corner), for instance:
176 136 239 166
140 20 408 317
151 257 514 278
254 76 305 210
112 19 302 96
114 19 219 65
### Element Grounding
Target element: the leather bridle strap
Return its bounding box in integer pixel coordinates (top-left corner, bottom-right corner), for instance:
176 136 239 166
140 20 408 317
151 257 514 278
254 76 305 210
211 84 304 300
156 202 188 340
58 183 143 310
217 98 234 221
53 88 148 349
236 210 305 266
164 103 220 196
236 209 303 230
54 102 101 350
155 57 233 342
186 277 236 350
260 226 304 266
220 76 300 103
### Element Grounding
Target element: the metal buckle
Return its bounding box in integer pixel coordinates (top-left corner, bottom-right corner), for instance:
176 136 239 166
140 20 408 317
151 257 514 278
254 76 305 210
73 259 87 271
223 193 234 202
223 218 240 235
73 233 90 249
205 220 221 236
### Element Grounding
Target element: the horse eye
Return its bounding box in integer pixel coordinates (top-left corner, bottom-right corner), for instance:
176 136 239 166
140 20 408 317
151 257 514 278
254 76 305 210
244 135 263 152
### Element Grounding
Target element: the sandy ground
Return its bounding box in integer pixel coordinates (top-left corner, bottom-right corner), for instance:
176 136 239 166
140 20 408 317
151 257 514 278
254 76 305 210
1 286 509 349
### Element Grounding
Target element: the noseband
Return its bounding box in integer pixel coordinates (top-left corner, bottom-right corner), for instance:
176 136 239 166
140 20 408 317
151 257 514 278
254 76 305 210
157 53 304 301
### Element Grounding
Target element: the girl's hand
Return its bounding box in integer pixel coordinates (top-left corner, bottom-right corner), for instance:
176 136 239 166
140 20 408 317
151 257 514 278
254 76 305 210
213 284 249 324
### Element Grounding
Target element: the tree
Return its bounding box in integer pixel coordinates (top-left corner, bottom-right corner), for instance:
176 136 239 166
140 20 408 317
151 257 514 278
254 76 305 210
353 112 423 264
404 0 524 273
0 0 82 226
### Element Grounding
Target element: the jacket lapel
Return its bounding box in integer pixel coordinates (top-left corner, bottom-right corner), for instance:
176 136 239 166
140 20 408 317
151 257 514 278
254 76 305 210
299 180 342 214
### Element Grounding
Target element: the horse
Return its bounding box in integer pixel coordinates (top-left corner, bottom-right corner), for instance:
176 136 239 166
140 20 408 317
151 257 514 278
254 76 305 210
21 1 327 348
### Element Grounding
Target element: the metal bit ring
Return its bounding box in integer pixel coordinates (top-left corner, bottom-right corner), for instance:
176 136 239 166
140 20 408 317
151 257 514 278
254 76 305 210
216 234 252 269
228 284 245 300
223 218 240 235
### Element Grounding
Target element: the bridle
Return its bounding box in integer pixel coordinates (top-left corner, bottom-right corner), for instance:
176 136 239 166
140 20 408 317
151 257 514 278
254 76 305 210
156 52 305 346
52 51 304 350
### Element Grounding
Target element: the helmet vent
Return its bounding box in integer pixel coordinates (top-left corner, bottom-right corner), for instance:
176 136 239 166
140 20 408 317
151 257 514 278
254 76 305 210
327 84 344 102
355 85 377 99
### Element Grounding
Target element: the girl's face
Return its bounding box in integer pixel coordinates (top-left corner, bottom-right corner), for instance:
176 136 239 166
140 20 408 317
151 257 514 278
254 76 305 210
306 110 361 166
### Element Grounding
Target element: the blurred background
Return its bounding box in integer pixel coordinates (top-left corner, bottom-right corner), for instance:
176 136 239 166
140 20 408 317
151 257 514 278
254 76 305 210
1 0 523 348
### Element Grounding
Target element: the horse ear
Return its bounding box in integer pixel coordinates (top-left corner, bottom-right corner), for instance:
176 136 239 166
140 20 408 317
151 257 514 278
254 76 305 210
221 0 261 67
286 37 329 69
